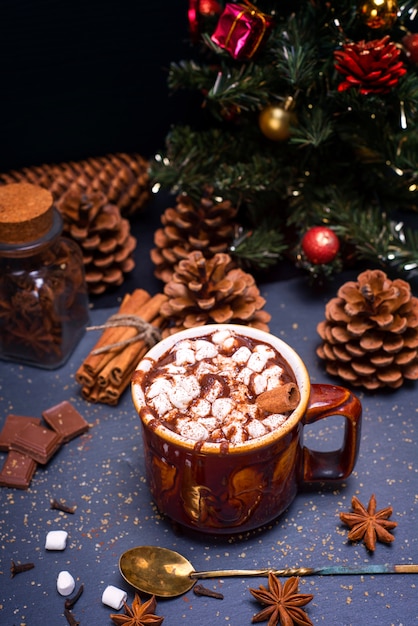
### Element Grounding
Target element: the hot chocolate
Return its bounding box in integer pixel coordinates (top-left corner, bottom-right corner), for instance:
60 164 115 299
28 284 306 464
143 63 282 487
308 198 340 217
131 323 362 533
132 327 298 447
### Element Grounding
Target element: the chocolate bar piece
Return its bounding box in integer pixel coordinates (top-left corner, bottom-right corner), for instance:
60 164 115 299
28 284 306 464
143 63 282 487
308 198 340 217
0 414 42 451
0 450 37 489
42 401 89 443
10 422 62 464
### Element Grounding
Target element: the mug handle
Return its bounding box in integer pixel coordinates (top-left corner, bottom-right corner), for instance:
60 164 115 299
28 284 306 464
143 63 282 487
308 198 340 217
302 383 362 482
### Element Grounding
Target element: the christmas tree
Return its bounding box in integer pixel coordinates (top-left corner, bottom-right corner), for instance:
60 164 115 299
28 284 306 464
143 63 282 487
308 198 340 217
150 0 418 283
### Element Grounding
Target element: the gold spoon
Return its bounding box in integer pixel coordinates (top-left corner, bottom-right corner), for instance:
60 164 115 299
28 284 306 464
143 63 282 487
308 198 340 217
119 545 418 598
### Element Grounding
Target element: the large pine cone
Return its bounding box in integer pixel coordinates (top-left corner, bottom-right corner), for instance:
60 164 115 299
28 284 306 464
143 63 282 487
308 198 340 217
0 152 150 216
57 189 136 295
317 269 418 389
151 192 238 283
160 251 271 335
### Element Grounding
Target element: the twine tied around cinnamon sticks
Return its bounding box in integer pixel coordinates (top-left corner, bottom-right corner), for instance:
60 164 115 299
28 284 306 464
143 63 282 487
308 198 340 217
87 314 162 355
76 289 168 405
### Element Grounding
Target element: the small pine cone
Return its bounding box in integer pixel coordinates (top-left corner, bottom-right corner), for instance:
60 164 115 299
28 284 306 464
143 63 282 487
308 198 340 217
317 269 418 390
57 189 136 295
160 250 271 335
0 152 150 216
151 192 239 283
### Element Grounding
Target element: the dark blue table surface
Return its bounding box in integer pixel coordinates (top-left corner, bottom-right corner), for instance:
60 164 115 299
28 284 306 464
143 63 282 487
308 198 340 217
1 270 417 626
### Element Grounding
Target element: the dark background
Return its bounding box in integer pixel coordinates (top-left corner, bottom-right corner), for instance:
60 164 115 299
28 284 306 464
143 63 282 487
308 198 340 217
1 1 417 306
0 0 192 171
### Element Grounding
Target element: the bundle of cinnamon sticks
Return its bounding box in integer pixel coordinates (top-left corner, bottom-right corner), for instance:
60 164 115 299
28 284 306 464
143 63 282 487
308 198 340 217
76 289 168 405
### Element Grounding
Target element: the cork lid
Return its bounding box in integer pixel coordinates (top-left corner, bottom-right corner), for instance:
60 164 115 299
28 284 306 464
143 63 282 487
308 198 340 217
0 183 54 244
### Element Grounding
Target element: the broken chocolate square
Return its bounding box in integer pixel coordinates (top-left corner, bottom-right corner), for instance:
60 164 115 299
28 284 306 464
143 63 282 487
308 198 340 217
0 450 37 489
42 401 89 443
10 422 62 464
0 414 42 452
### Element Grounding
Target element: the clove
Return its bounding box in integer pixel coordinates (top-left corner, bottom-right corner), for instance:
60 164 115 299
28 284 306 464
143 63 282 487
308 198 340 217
65 583 84 610
10 560 35 578
193 583 224 599
64 608 80 626
50 498 76 514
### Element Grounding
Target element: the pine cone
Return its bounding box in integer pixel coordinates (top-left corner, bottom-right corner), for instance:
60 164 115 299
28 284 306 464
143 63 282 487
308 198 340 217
160 250 271 335
0 152 150 216
317 269 418 390
151 192 239 283
57 189 136 295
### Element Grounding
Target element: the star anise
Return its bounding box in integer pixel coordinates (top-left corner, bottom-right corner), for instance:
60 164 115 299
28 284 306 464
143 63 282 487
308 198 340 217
249 573 314 626
109 594 164 626
340 494 397 552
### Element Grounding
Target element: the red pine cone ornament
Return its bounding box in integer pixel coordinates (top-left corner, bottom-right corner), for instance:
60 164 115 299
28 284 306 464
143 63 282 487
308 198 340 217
317 270 418 390
334 35 407 94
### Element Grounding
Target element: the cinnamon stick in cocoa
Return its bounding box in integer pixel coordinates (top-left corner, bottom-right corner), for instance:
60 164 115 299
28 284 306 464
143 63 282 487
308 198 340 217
256 382 300 413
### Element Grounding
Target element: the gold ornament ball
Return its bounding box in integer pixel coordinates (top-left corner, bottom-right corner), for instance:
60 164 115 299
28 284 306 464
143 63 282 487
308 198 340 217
259 105 293 141
358 0 398 30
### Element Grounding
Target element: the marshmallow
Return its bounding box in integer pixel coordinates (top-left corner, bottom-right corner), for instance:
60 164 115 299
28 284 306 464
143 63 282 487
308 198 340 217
212 398 234 420
212 329 232 344
231 346 251 364
247 351 268 373
247 419 267 439
45 530 68 550
169 383 194 409
150 392 172 416
57 570 75 596
224 423 246 444
236 367 252 386
252 372 268 395
147 378 173 398
264 365 284 389
102 585 128 610
176 347 196 365
190 398 211 417
195 339 218 360
262 413 288 430
201 378 223 403
178 420 209 441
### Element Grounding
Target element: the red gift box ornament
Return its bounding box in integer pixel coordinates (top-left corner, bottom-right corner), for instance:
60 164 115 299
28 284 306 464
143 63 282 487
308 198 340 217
211 1 273 60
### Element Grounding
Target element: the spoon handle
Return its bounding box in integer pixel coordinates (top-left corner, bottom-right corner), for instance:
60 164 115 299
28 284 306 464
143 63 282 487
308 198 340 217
191 563 418 579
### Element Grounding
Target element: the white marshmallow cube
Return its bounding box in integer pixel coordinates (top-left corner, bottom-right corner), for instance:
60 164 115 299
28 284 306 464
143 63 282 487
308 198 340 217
102 585 128 610
57 570 75 596
45 530 68 550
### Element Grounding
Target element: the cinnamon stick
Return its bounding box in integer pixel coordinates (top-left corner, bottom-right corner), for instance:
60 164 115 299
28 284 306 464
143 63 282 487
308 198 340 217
76 290 168 405
75 289 150 383
256 382 300 413
108 299 167 382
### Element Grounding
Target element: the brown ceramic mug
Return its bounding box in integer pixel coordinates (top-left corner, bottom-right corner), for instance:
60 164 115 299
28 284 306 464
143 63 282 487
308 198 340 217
131 324 362 534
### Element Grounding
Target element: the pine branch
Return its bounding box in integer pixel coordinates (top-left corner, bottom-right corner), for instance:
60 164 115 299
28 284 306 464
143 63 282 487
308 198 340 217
168 60 218 92
207 63 272 112
290 104 335 147
231 223 287 271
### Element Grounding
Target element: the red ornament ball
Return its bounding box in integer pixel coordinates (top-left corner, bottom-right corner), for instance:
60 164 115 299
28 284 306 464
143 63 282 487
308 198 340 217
402 33 418 65
199 0 221 15
301 226 340 264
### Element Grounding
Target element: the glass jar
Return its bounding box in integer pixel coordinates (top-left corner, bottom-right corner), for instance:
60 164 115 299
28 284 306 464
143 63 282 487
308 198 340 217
0 183 89 368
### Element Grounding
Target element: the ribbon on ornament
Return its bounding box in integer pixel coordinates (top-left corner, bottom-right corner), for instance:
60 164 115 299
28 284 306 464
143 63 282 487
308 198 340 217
211 1 273 59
